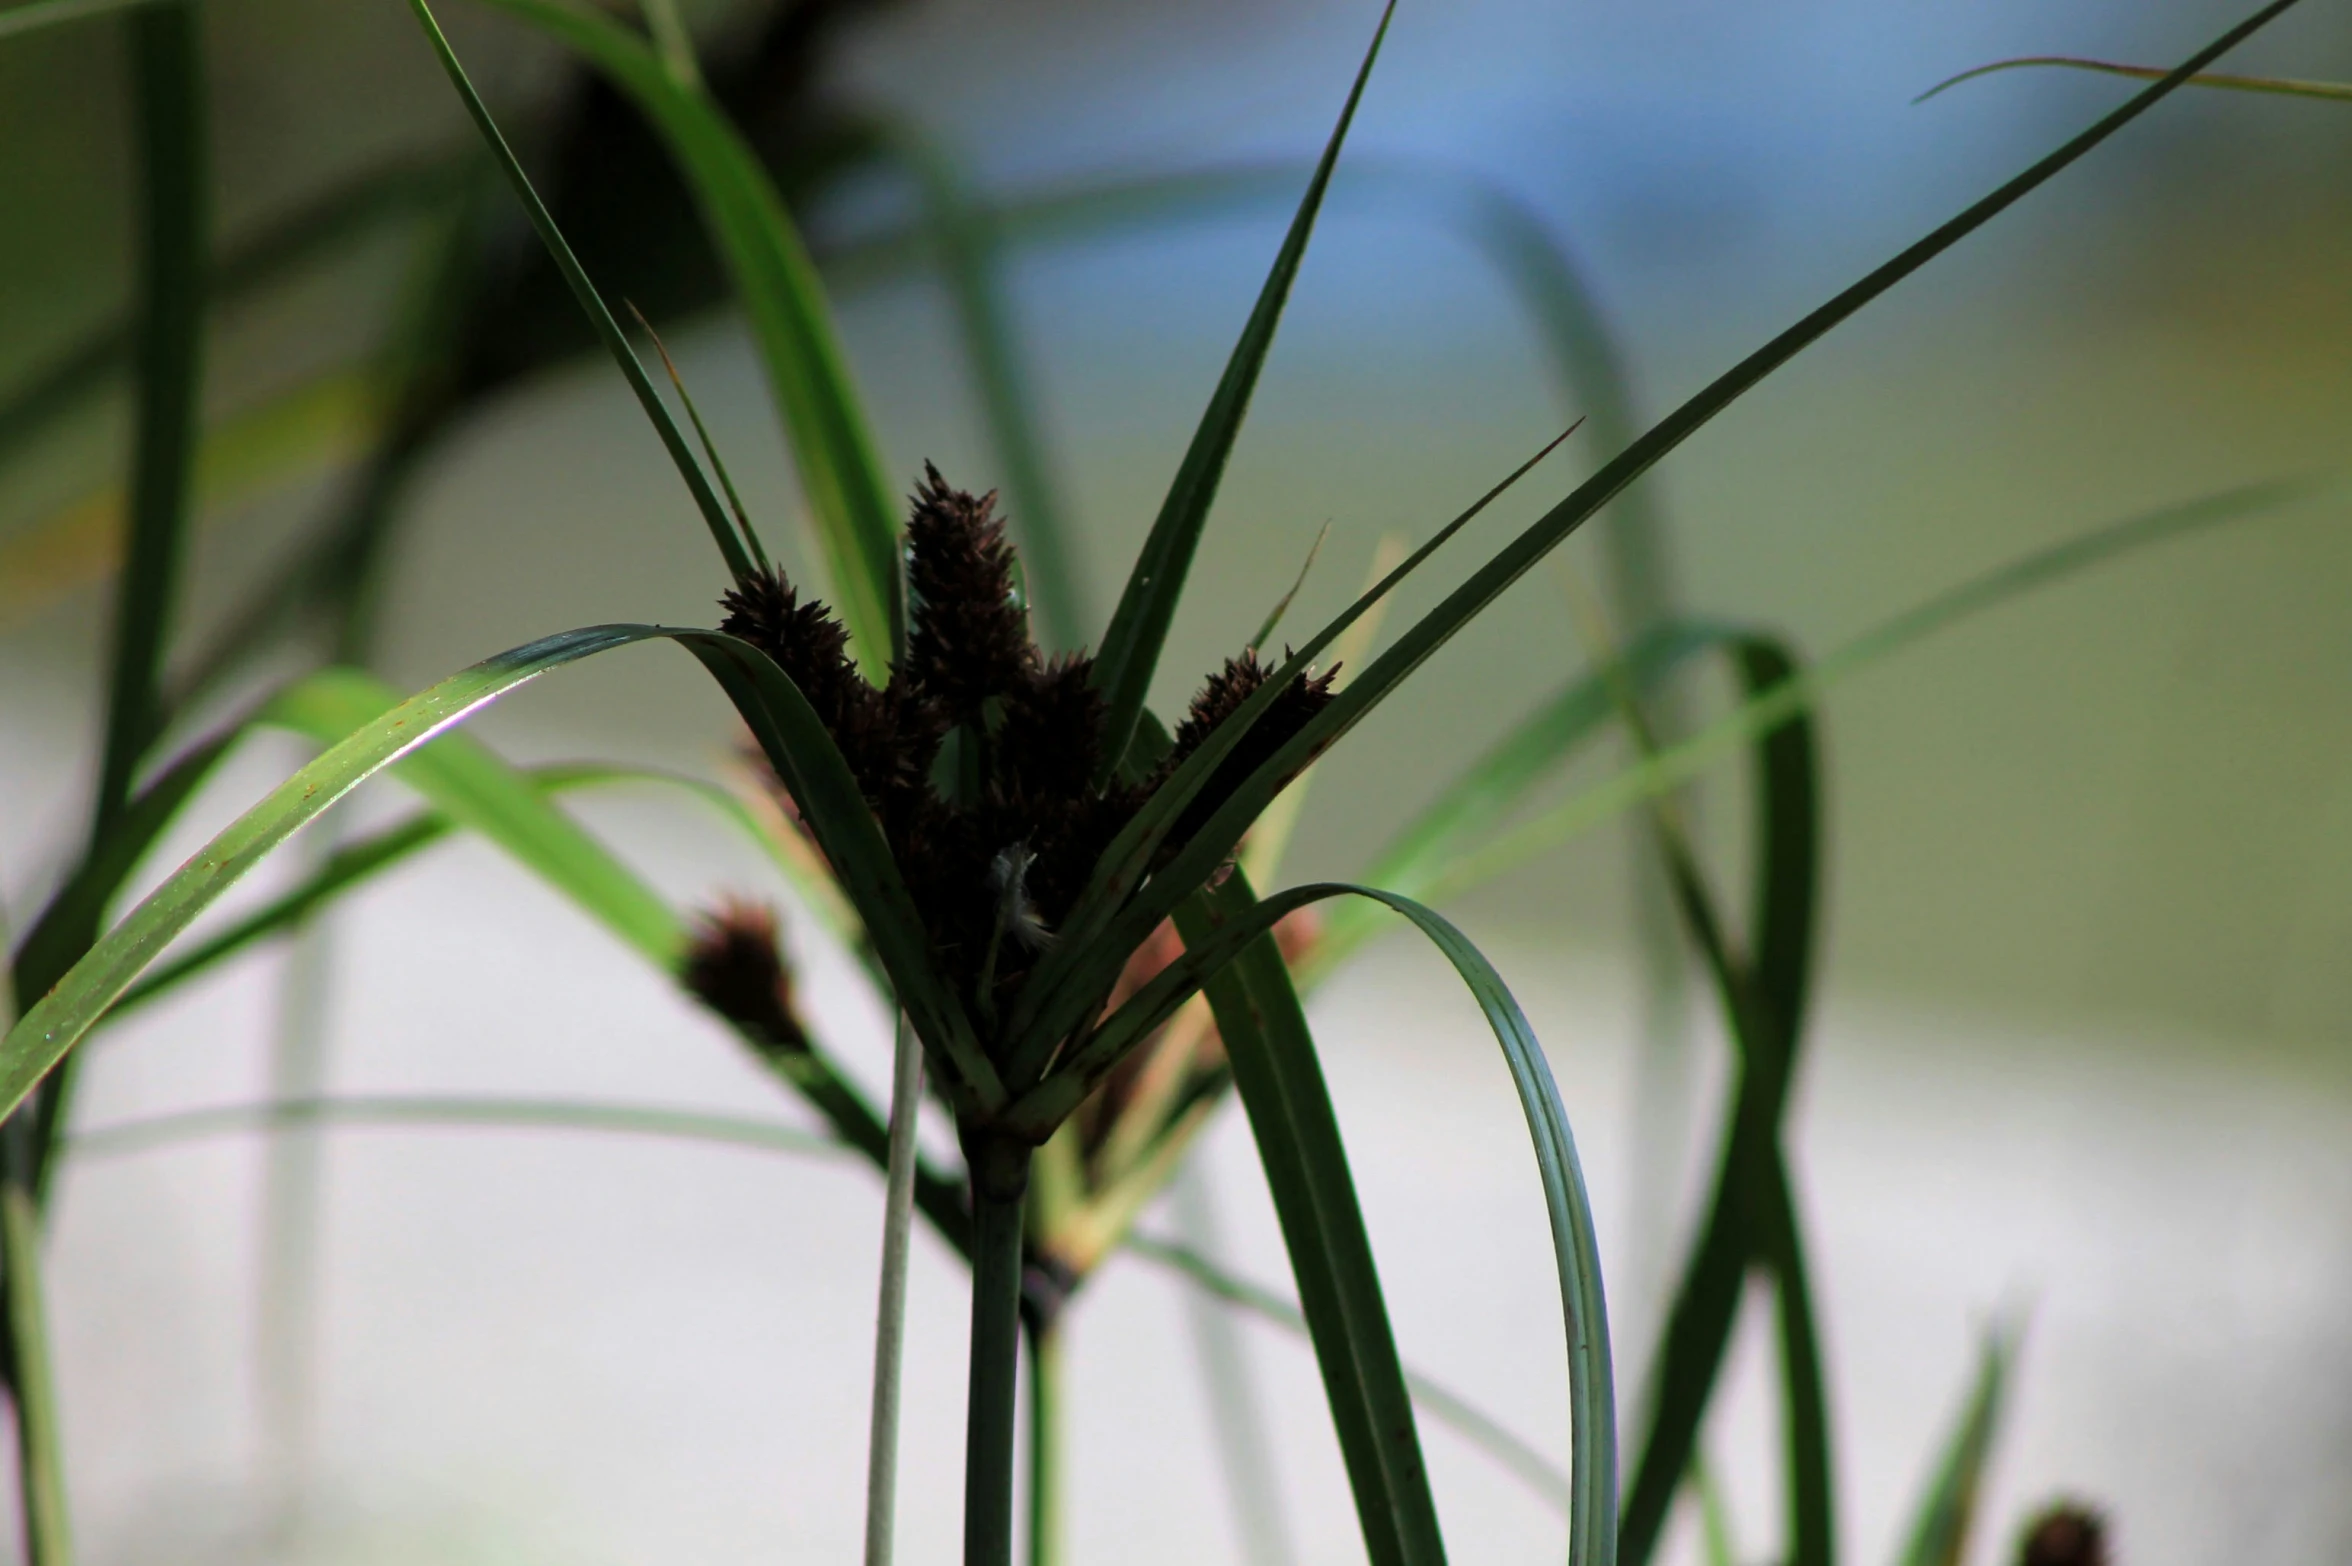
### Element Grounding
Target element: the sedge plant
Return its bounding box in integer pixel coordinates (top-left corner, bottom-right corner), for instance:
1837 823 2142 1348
3 1 2344 1564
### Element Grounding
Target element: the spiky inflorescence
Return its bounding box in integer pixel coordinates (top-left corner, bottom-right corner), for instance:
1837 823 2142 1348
680 900 809 1055
2019 1505 2109 1566
902 462 1033 723
717 467 1341 1048
1157 648 1339 854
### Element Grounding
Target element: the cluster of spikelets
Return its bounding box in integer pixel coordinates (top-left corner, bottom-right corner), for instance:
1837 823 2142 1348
686 464 1335 1055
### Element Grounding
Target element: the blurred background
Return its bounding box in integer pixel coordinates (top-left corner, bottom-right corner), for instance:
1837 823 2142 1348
5 0 2352 1560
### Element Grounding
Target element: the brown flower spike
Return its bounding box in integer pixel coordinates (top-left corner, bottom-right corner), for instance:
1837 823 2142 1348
714 465 1336 1046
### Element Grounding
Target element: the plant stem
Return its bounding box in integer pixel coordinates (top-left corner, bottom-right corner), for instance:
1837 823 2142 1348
963 1131 1031 1566
1 1140 71 1566
1024 1320 1062 1566
864 1018 925 1566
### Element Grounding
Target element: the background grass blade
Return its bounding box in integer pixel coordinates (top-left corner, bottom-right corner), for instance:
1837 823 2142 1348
1425 475 2334 905
1894 1324 2016 1566
66 1094 844 1164
469 0 904 669
1614 633 1823 1566
92 0 205 835
404 0 756 585
1178 872 1444 1566
1088 2 1396 779
1917 56 2352 107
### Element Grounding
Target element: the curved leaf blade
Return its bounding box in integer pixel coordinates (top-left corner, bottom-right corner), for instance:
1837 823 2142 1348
0 625 651 1114
1075 873 1617 1566
1917 56 2352 107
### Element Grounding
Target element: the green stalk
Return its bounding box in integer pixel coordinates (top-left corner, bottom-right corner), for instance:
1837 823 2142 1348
0 963 68 1566
94 0 207 832
0 1165 69 1566
1024 1322 1063 1566
864 1019 924 1566
963 1132 1032 1566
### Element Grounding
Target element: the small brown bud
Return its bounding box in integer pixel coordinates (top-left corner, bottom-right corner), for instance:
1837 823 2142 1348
680 900 809 1055
2019 1502 2109 1566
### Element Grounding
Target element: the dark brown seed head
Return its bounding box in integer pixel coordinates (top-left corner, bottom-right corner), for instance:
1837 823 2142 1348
902 463 1033 721
719 565 863 713
680 900 809 1055
998 653 1108 805
1158 647 1340 853
2019 1503 2109 1566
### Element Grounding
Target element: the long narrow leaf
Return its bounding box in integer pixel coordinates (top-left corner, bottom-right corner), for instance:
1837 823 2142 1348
1140 874 1616 1566
1611 629 1821 1566
1089 1 1397 778
10 723 242 1013
404 0 756 583
1178 874 1444 1566
1917 56 2352 106
468 0 904 670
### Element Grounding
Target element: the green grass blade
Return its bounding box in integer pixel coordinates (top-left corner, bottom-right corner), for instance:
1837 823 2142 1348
1128 1231 1571 1516
0 1167 71 1565
863 1015 924 1566
631 304 771 571
868 122 1085 650
1917 56 2352 107
107 761 875 1022
1893 1323 2017 1566
1428 475 2333 902
1176 872 1444 1566
1088 1 1397 780
403 0 756 584
1766 1160 1833 1566
469 0 904 670
1103 0 2312 952
1167 1167 1300 1565
66 1093 845 1164
1123 874 1617 1565
1616 634 1822 1566
262 668 681 965
10 723 242 1015
109 815 450 1020
92 0 206 836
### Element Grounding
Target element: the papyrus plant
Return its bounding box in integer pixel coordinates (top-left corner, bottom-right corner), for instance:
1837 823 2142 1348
0 0 2327 1563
